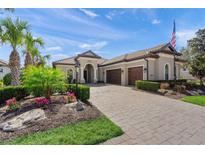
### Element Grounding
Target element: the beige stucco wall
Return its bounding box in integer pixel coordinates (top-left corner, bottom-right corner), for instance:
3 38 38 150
155 53 175 80
147 58 156 80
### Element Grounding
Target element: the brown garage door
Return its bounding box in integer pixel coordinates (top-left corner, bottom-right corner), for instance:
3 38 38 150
106 69 121 85
128 66 143 85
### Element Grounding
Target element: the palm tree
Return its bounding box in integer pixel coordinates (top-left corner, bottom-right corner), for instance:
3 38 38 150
0 17 29 86
38 54 51 66
23 32 44 68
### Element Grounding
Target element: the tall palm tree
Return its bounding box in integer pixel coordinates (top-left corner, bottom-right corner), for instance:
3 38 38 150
23 32 44 68
0 17 29 86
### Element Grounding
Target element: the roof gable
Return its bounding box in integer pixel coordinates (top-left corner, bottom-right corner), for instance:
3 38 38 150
77 50 101 59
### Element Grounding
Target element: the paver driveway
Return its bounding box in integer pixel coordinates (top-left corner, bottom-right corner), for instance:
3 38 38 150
90 84 205 145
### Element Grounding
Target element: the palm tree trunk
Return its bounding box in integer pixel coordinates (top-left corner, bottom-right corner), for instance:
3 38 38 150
9 50 20 86
24 51 33 68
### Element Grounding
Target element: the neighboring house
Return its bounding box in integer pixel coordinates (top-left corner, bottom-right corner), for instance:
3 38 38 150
53 43 187 85
0 59 10 80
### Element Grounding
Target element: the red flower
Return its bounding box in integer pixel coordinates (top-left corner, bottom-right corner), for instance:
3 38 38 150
35 97 49 106
6 97 17 106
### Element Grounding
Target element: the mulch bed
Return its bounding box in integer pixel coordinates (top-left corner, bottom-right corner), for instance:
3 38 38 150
0 96 102 141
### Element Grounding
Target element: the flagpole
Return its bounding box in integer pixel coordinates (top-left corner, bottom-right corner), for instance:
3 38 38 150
173 20 176 81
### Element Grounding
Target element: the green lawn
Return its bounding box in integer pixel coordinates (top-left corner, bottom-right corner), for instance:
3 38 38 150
182 96 205 106
0 116 123 145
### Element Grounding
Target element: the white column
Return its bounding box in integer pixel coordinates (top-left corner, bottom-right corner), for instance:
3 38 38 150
80 67 85 83
94 68 98 83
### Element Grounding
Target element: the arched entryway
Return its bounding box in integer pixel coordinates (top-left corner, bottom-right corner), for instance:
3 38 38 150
84 64 94 83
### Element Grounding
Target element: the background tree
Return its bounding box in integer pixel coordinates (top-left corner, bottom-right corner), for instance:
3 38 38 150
0 17 29 86
30 47 50 67
182 29 205 86
189 54 205 86
23 32 45 67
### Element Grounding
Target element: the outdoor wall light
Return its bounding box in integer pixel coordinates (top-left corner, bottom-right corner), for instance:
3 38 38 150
144 68 147 73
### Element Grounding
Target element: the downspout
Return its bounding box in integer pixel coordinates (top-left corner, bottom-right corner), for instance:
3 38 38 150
144 57 149 81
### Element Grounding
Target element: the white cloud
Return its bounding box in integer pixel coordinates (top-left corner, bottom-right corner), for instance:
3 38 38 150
176 29 196 47
105 15 113 20
79 8 98 18
105 10 125 20
46 46 62 52
51 53 70 62
152 19 161 24
79 41 108 50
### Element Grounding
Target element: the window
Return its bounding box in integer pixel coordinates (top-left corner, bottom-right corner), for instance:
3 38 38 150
0 68 3 73
164 64 169 80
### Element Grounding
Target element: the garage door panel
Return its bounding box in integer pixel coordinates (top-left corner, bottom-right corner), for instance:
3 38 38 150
128 66 143 85
106 69 121 85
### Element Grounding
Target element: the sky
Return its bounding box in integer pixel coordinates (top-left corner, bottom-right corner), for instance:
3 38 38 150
0 8 205 65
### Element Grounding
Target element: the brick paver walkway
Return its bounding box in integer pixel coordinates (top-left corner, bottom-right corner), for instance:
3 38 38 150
90 84 205 145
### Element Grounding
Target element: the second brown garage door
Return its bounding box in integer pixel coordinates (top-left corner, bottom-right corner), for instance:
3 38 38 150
106 69 121 85
128 66 143 85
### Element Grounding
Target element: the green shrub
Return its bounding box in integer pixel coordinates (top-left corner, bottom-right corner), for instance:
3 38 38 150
0 86 29 105
183 81 201 90
0 80 3 88
150 79 187 88
23 66 66 99
136 80 160 91
66 84 90 101
3 73 12 86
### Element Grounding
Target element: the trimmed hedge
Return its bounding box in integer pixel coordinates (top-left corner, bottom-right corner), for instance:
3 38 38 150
0 86 29 106
151 79 187 83
66 84 90 101
136 80 160 91
150 79 187 89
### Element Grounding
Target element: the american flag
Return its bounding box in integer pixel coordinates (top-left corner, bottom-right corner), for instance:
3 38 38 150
171 20 176 48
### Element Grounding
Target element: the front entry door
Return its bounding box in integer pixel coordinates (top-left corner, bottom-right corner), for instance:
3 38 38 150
84 70 88 83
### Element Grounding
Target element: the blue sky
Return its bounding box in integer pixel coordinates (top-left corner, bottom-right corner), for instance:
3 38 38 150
0 8 205 65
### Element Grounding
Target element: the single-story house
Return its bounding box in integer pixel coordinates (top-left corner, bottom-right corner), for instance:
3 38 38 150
52 43 187 85
0 59 10 80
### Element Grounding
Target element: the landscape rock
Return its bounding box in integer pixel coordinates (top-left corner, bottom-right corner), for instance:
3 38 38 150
65 101 84 111
0 109 46 132
76 101 84 111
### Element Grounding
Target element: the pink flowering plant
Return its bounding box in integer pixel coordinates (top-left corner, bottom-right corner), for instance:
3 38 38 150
35 97 50 107
66 92 77 103
6 97 21 112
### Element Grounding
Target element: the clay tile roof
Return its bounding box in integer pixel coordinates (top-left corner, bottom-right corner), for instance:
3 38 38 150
52 57 76 66
100 43 167 66
99 43 182 66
